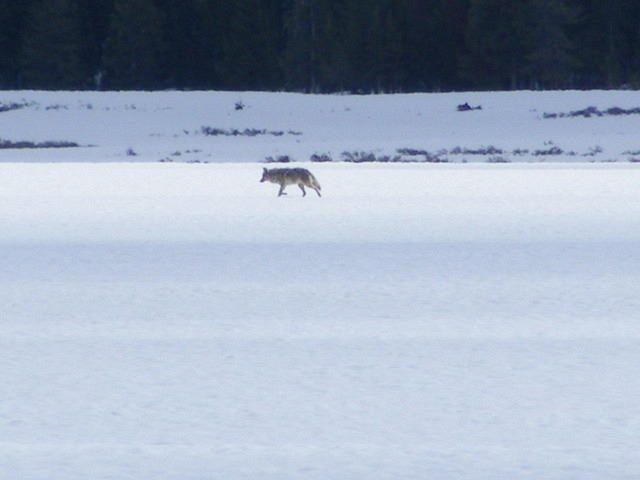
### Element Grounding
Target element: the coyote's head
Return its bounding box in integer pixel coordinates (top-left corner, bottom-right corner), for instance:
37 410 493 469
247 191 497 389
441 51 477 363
260 167 270 183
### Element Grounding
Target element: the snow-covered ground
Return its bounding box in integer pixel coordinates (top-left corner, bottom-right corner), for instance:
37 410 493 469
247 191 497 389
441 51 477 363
1 90 640 479
2 89 640 163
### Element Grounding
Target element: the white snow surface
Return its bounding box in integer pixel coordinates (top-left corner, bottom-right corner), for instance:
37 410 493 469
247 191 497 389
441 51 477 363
1 90 640 479
2 89 640 163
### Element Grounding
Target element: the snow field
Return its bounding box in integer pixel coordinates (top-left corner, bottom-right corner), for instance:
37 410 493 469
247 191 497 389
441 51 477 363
3 89 640 163
2 161 640 478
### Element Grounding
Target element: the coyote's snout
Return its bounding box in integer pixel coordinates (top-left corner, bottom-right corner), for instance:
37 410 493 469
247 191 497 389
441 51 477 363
260 167 322 197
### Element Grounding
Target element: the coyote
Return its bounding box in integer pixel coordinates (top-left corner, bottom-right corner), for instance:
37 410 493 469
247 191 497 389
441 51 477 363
260 167 322 197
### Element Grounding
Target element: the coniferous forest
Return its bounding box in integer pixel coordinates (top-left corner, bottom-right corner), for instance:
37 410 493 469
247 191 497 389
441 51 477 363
2 0 640 92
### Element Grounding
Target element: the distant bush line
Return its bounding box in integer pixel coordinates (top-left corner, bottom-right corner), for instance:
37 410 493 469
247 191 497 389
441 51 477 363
262 143 640 164
543 106 640 119
0 139 80 149
199 126 302 137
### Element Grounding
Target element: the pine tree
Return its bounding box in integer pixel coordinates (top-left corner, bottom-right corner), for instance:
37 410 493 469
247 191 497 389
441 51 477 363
312 0 352 91
20 0 86 89
400 0 459 91
576 0 640 87
102 0 165 89
340 0 379 92
76 0 115 89
313 7 347 91
215 0 283 90
4 0 634 91
397 0 432 90
186 0 226 89
524 0 578 88
369 0 405 92
463 0 533 89
154 0 214 88
284 0 319 91
0 0 36 87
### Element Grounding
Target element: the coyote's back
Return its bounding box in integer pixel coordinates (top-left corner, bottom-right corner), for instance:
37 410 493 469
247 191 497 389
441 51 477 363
260 167 322 197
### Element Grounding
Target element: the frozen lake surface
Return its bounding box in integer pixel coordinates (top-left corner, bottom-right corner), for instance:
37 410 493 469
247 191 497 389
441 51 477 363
2 161 639 479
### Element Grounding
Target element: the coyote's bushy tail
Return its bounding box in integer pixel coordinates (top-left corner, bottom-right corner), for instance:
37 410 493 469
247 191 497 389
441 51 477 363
309 173 322 191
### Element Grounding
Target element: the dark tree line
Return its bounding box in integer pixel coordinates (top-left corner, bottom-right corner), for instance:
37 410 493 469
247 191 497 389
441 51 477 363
2 0 640 92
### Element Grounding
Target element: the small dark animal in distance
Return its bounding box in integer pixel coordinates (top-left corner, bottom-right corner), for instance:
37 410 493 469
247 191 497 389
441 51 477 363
457 102 482 112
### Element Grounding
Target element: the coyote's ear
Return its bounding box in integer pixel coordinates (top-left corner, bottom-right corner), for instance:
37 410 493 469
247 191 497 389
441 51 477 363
263 167 267 173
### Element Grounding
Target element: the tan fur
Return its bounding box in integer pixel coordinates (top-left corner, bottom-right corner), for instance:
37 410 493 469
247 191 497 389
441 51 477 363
260 167 322 197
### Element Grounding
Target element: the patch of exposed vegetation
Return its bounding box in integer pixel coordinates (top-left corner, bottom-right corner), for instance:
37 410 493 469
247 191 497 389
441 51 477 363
0 101 33 113
342 151 403 163
199 126 302 137
298 142 631 164
265 155 293 163
310 153 333 162
0 139 80 149
543 106 640 119
396 148 448 162
487 156 511 163
449 145 504 155
532 145 565 156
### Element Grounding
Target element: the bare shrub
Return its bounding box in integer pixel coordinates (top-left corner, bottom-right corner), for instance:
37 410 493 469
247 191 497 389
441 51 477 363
200 126 302 137
310 153 333 162
396 148 447 162
449 145 503 155
487 156 511 163
0 139 79 149
533 145 563 156
544 106 640 119
264 155 292 163
341 151 402 163
0 101 31 113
